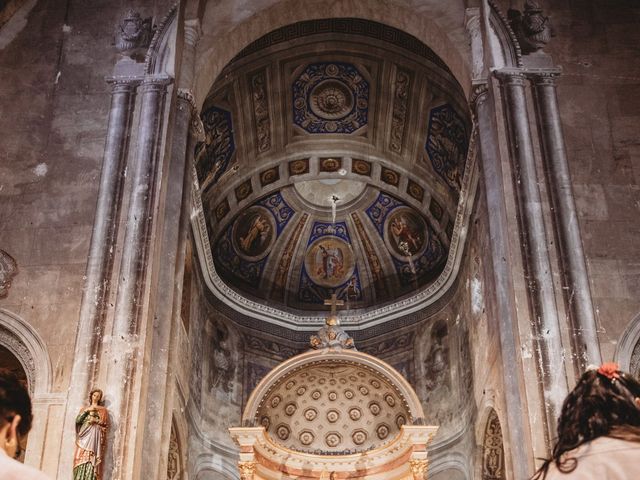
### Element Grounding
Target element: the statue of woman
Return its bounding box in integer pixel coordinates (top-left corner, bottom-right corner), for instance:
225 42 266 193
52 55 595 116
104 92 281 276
73 389 108 480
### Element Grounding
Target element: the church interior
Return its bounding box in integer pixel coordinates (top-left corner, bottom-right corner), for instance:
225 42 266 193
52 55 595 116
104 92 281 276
0 0 639 479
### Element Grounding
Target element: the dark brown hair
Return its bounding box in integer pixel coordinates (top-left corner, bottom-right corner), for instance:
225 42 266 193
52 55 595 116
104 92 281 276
531 366 640 479
0 368 32 436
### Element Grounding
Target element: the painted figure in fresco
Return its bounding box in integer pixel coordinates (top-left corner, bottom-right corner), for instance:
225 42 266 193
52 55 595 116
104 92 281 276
73 389 108 480
210 323 234 394
423 321 449 391
318 245 344 280
390 213 422 256
239 213 271 256
345 276 360 301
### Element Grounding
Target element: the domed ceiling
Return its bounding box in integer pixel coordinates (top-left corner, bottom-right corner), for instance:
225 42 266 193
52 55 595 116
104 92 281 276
255 362 412 454
193 19 474 319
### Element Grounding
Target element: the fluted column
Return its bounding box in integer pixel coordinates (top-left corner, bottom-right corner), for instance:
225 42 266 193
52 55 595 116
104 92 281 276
57 77 138 479
530 71 602 367
495 69 569 442
471 83 533 479
105 74 172 479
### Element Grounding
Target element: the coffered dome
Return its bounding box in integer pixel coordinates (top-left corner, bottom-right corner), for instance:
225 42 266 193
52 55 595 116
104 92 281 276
192 19 475 324
255 362 412 454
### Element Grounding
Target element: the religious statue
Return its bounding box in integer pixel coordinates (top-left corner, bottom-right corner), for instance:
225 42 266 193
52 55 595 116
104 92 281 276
73 389 108 480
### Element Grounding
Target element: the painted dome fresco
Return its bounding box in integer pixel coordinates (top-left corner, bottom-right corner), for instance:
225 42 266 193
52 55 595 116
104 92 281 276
211 182 448 311
193 19 473 319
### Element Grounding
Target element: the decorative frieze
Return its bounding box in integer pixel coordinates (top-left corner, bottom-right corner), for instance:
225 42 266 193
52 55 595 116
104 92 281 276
250 71 272 153
389 68 411 154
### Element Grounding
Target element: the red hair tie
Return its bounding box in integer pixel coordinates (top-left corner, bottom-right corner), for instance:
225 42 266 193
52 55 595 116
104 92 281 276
597 362 620 381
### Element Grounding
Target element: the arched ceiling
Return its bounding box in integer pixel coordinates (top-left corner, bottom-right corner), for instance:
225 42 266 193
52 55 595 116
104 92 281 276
192 18 474 320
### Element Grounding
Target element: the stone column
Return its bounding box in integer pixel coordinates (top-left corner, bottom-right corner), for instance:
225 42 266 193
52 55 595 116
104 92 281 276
139 20 203 478
471 83 533 479
495 68 569 442
530 71 602 367
56 77 138 479
104 74 172 479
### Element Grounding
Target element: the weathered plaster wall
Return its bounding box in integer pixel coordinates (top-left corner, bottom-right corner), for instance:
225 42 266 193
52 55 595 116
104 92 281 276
543 1 640 362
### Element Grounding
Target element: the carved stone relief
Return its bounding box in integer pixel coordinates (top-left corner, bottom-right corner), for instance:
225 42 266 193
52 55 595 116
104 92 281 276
389 68 411 154
115 9 153 58
630 339 640 378
166 423 182 480
250 70 271 153
482 409 506 480
0 325 35 394
508 0 553 54
0 249 18 298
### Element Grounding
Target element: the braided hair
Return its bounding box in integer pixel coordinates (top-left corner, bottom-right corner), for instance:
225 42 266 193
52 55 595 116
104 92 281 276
532 363 640 479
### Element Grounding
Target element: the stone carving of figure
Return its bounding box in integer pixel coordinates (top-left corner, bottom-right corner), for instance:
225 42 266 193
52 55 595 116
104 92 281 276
73 389 108 480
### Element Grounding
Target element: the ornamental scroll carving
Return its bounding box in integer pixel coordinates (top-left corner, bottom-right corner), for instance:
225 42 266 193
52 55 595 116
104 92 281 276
250 71 271 153
0 249 18 298
482 409 506 480
389 68 411 154
166 423 182 480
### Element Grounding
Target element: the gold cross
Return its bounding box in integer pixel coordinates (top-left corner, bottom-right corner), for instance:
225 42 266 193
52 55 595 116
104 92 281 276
324 293 344 326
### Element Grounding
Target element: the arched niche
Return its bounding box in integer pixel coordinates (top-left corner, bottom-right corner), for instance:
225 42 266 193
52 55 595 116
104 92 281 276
0 308 52 397
481 408 506 480
615 311 640 377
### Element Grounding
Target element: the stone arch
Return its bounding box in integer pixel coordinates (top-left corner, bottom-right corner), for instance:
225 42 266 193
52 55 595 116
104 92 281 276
145 3 178 76
481 408 506 480
0 308 52 397
615 311 640 377
191 0 476 103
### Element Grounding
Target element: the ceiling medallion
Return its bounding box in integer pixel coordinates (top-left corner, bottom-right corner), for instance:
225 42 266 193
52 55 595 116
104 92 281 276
292 62 369 134
310 80 354 120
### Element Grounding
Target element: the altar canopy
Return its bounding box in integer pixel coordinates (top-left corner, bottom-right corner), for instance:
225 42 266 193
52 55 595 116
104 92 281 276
230 316 438 479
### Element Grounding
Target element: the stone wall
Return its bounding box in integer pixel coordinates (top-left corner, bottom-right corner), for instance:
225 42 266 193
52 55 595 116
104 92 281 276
544 1 640 362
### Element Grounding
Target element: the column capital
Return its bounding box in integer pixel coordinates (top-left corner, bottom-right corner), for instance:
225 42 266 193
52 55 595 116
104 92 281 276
469 82 490 114
139 74 174 93
177 88 205 141
527 68 562 87
493 68 528 85
105 75 142 93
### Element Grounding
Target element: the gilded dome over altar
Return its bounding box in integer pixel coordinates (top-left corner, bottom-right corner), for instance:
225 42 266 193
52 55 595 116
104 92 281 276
255 362 412 454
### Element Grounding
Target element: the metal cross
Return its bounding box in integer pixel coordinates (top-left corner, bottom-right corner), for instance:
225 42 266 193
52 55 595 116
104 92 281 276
324 293 344 325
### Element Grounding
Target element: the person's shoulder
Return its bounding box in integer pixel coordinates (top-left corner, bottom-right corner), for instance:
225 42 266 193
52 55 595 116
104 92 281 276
0 456 52 480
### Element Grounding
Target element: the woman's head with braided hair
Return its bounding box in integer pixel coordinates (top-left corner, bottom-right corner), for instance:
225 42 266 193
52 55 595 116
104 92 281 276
532 363 640 479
